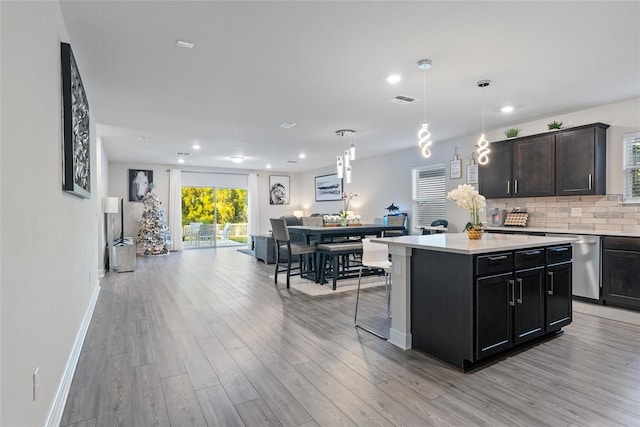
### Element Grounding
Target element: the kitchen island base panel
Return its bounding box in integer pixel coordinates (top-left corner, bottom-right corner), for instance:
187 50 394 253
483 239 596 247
411 250 474 369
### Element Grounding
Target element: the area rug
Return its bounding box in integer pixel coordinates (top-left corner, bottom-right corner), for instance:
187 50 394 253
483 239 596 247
573 301 640 326
271 274 387 296
237 248 254 256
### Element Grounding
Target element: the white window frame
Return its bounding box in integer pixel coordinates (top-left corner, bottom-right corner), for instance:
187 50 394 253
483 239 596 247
412 163 446 228
623 131 640 204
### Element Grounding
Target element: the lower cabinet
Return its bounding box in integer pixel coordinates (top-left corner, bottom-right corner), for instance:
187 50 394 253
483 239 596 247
546 261 572 330
474 245 571 362
602 236 640 310
411 244 572 370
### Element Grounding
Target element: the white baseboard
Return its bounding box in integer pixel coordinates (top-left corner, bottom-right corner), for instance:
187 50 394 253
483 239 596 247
45 283 101 427
388 328 412 350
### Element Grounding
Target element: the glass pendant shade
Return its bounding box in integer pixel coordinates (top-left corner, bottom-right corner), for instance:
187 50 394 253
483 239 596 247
349 143 356 160
336 155 344 178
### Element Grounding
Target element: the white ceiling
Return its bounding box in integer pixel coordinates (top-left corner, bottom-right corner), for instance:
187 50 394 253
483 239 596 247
59 1 640 173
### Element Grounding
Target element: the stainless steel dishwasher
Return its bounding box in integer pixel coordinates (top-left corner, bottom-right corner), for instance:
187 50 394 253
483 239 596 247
546 233 601 301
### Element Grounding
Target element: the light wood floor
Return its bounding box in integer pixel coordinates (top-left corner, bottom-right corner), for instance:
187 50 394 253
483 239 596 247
61 248 640 426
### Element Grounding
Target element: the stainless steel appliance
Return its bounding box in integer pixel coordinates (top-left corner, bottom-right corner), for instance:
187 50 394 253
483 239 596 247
547 234 600 301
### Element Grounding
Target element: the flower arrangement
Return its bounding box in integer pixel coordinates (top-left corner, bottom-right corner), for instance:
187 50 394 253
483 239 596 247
446 184 486 231
339 192 359 218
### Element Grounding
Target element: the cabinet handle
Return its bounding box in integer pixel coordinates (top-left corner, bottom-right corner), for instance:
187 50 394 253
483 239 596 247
548 271 554 295
509 279 515 306
514 180 519 194
588 174 593 190
488 255 508 261
516 278 523 304
550 247 569 252
523 250 541 256
507 180 510 194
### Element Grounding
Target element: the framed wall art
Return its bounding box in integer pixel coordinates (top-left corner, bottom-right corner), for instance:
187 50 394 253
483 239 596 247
269 175 290 205
61 42 91 199
129 169 154 201
315 173 343 201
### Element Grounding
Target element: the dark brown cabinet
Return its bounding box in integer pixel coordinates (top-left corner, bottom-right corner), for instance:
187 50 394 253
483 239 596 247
602 236 640 311
513 135 555 197
546 245 573 330
479 123 608 199
478 141 512 198
476 272 514 359
514 267 546 344
555 124 608 195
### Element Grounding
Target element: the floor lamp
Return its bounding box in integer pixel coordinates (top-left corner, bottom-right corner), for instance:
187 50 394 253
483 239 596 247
103 197 119 272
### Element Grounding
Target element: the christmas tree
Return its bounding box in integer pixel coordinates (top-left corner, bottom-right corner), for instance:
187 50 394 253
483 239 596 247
136 190 171 255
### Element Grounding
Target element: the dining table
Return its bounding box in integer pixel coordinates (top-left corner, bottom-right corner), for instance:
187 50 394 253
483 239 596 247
287 223 406 282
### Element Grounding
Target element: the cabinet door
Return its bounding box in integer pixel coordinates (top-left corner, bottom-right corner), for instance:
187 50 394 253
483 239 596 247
556 127 595 195
476 272 514 359
513 267 545 344
513 135 555 197
602 248 640 310
546 262 572 331
479 141 512 198
555 125 607 195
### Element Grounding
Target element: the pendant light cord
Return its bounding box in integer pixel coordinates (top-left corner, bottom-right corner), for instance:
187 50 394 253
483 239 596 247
423 70 427 123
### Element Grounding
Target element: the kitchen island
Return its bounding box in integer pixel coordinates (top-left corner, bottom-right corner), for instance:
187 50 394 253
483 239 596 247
372 232 576 370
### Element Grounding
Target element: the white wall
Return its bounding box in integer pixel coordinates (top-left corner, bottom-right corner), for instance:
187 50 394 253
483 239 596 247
293 97 640 233
107 163 301 240
0 2 99 425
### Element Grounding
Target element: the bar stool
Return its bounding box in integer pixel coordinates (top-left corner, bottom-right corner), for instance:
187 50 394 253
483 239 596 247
354 238 392 339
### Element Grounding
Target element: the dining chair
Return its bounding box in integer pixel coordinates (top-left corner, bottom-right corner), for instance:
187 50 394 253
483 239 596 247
354 238 392 339
270 218 317 288
422 219 448 234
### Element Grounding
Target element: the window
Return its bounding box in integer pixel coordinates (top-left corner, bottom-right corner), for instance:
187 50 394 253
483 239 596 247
412 163 446 227
623 132 640 204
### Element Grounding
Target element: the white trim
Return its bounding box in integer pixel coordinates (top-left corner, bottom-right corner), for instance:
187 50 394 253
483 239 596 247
388 329 412 350
45 284 101 427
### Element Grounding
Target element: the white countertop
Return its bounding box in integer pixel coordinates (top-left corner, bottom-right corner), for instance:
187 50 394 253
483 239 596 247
372 232 576 255
484 225 640 238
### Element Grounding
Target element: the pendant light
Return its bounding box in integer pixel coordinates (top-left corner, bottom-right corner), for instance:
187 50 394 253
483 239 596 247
476 79 491 165
335 129 356 183
417 59 433 158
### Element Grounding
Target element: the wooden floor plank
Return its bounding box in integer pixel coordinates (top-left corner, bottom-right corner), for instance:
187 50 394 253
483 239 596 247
61 247 640 427
161 374 207 427
195 385 246 427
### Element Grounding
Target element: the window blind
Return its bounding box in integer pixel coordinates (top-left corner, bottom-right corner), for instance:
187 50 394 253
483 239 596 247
412 163 446 227
623 132 640 203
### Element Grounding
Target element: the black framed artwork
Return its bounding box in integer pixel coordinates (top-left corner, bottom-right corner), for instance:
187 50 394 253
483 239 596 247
315 173 343 201
129 169 153 201
269 175 290 205
61 42 91 199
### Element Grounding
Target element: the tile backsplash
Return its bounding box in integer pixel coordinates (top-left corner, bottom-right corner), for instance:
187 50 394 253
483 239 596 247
486 195 640 233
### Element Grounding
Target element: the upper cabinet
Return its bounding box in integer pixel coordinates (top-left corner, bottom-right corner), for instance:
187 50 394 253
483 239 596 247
555 124 608 196
513 134 556 197
479 123 609 199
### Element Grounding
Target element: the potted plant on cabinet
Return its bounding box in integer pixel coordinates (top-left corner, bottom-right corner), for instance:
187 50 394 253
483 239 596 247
504 128 521 138
547 120 563 130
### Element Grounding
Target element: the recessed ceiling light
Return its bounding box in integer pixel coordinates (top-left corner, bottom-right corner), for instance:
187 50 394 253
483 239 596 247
176 40 194 49
298 153 306 159
266 164 272 169
137 136 146 141
178 158 185 163
386 74 402 84
192 143 201 150
231 156 244 163
279 122 296 129
501 105 514 113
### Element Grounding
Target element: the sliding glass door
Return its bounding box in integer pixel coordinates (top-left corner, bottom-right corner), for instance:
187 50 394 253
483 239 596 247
181 186 248 248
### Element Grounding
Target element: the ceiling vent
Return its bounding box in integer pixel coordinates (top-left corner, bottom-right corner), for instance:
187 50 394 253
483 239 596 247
279 122 296 129
287 160 298 163
177 152 191 156
390 95 416 104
